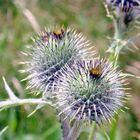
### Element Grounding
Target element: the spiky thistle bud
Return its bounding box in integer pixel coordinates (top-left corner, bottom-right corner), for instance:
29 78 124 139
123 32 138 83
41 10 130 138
106 0 140 12
106 0 140 26
54 59 128 124
21 27 95 96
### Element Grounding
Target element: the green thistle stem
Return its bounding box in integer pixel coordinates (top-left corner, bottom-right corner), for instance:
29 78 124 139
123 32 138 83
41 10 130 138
88 122 96 140
109 14 124 67
109 114 119 140
66 121 81 140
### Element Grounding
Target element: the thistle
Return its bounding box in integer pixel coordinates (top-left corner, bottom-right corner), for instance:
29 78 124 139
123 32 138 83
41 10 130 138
106 0 140 26
107 0 140 12
0 0 137 139
54 59 128 124
21 27 95 96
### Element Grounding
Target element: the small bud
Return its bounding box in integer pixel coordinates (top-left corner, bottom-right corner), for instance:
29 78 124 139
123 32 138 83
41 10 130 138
106 0 140 26
106 0 139 12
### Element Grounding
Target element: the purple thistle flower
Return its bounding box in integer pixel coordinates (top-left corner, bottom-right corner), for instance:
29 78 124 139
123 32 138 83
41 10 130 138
54 59 128 124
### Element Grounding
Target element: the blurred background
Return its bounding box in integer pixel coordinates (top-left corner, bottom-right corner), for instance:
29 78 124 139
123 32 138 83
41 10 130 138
0 0 140 140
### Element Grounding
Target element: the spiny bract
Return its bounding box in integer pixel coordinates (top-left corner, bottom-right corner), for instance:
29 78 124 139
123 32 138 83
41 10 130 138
106 0 140 12
21 27 95 95
54 59 128 124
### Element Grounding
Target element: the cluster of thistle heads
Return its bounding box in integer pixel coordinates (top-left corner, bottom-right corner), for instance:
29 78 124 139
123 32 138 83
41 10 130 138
21 27 128 125
20 0 140 125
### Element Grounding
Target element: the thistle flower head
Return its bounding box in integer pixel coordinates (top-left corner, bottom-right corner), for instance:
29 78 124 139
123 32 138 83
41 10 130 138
22 27 95 95
106 0 140 27
107 0 140 12
55 59 127 124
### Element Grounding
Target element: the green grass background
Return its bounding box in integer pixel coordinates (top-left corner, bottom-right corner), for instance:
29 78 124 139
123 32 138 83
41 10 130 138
0 0 140 140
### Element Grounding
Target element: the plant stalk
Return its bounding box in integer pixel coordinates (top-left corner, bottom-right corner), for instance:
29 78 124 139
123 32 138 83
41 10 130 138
66 120 81 140
0 98 49 109
88 121 96 140
109 13 125 66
